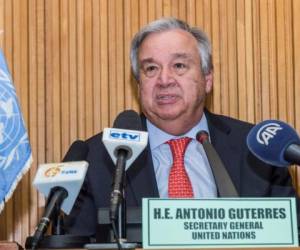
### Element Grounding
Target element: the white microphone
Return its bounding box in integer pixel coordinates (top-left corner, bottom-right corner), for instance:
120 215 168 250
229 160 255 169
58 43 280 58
30 140 89 250
102 110 148 221
102 128 148 170
33 161 88 215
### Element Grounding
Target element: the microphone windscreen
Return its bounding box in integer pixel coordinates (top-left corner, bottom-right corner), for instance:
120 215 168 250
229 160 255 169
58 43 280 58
113 110 143 131
62 140 89 162
246 120 300 167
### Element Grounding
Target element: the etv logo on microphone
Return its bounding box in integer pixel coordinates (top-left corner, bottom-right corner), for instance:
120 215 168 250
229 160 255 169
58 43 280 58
256 122 283 146
109 130 141 142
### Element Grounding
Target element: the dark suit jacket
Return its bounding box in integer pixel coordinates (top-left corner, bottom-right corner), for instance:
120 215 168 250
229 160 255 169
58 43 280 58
64 110 298 236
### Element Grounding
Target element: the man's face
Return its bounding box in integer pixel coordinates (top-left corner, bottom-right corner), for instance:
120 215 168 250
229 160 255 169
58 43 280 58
138 29 213 134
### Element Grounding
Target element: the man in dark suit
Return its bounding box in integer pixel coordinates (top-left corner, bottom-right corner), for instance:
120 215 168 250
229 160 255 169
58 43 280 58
64 17 297 237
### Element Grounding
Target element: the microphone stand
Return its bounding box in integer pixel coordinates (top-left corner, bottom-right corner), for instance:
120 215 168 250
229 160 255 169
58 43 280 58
26 186 92 250
116 180 127 241
30 187 68 250
51 205 64 235
110 149 131 250
85 149 139 250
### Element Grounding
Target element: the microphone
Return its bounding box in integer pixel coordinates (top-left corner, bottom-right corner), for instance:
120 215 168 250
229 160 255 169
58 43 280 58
30 140 89 249
102 110 148 220
247 120 300 167
62 140 89 162
34 140 89 214
196 131 238 197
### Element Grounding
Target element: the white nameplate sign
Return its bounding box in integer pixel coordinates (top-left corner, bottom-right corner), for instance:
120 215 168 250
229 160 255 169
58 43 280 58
142 198 298 249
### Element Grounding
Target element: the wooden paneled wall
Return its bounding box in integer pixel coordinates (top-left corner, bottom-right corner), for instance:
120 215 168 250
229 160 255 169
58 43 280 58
0 0 299 247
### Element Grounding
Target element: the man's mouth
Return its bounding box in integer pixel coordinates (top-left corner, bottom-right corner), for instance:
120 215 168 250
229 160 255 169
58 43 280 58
156 94 179 104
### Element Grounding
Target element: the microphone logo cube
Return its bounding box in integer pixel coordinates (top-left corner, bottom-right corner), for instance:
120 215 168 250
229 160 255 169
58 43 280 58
33 161 88 214
102 128 148 170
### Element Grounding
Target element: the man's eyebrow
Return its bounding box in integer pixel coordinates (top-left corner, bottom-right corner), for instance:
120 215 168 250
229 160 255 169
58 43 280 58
140 58 155 65
139 53 193 65
172 53 193 59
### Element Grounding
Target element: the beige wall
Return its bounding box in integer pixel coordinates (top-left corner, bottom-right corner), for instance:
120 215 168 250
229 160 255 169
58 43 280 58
0 0 299 247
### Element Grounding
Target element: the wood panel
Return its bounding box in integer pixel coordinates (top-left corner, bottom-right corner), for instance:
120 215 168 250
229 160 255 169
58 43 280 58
0 0 299 247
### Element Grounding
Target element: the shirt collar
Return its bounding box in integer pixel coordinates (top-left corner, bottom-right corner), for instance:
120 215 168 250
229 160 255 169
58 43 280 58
146 114 209 150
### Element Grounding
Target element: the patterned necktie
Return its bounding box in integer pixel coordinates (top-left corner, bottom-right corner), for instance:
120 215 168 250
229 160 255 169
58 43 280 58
166 137 194 198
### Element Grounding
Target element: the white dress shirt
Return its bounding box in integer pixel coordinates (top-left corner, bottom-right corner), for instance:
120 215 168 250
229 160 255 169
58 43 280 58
146 114 217 198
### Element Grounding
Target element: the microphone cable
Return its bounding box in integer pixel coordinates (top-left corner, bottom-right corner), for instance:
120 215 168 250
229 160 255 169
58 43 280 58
111 219 122 250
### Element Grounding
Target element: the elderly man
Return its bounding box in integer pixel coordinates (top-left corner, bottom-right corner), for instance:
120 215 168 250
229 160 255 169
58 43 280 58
64 17 297 237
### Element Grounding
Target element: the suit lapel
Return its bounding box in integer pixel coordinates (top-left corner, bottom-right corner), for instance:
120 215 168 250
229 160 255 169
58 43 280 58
205 110 241 194
124 110 243 201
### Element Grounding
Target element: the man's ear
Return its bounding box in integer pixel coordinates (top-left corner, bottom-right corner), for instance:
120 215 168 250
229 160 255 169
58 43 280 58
204 72 213 94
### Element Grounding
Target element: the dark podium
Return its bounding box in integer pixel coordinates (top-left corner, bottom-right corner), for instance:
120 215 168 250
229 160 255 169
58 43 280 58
25 206 141 249
25 206 300 250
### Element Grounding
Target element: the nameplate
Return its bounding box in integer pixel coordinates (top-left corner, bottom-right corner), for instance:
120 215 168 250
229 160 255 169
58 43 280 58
142 198 298 249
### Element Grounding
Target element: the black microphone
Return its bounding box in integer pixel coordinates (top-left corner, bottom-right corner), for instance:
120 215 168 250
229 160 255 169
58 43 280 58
102 110 148 220
247 120 300 167
62 140 89 162
30 140 89 250
196 131 238 197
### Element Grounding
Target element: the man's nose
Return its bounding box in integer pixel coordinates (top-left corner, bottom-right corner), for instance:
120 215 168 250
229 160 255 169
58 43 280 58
157 67 175 86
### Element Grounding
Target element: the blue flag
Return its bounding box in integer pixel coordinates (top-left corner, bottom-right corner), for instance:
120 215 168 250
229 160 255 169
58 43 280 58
0 50 33 213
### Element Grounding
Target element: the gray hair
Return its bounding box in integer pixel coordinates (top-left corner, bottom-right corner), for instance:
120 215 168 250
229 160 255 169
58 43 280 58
130 17 213 81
